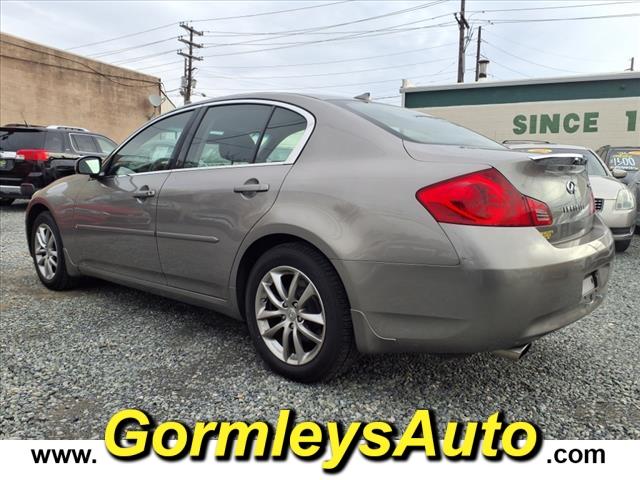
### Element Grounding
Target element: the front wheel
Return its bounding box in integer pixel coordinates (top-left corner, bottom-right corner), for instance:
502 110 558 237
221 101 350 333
31 211 77 290
245 243 357 382
615 239 631 253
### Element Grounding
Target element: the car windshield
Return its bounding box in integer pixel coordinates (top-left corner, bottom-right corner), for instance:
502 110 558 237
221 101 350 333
513 147 608 176
0 129 45 151
607 148 640 171
332 100 503 149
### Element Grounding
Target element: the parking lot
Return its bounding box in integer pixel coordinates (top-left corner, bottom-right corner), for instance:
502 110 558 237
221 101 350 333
1 200 639 440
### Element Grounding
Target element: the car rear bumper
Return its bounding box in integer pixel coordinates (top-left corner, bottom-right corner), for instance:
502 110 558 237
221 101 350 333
337 215 614 354
0 183 36 199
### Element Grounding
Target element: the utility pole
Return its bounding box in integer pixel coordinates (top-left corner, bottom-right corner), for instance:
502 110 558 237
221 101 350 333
455 0 469 83
178 22 203 105
474 26 482 82
626 57 635 71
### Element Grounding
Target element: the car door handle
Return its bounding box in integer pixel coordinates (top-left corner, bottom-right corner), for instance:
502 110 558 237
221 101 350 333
233 183 269 193
132 188 156 198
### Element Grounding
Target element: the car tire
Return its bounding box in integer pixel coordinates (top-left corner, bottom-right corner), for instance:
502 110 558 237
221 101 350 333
615 239 631 253
31 211 77 290
245 242 357 383
0 198 15 206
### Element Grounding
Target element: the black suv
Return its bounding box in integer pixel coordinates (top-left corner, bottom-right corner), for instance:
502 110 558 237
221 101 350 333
0 124 117 205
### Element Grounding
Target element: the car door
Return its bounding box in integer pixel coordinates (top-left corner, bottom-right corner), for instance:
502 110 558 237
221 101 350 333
156 101 313 298
73 110 195 283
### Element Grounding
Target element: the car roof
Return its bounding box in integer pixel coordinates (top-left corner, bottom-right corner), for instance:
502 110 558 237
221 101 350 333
175 92 356 111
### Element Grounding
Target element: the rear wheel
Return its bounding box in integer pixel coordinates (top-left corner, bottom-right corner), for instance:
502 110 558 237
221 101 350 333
0 198 15 206
245 242 357 382
31 212 77 290
615 239 631 253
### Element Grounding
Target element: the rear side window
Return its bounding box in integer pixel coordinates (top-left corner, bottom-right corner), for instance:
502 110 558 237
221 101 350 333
333 100 502 149
45 131 69 153
184 104 273 168
70 133 99 153
0 130 45 151
256 107 307 163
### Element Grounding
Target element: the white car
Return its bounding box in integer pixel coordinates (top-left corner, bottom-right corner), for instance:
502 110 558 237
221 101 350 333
506 142 636 252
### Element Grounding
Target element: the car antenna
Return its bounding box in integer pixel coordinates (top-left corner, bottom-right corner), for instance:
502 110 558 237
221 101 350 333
354 92 371 102
21 113 29 127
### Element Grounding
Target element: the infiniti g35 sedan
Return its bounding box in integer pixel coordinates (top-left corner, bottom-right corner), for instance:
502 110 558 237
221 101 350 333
25 93 614 382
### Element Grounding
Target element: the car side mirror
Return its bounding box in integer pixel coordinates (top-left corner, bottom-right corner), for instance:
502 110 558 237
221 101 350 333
76 156 102 177
612 168 627 179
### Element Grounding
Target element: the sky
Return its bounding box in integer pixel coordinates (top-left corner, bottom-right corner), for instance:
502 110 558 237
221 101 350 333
1 0 638 106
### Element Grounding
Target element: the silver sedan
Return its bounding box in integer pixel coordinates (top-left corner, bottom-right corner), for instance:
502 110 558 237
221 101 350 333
25 94 614 382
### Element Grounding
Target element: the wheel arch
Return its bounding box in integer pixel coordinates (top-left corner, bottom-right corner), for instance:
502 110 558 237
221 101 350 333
25 201 53 254
232 229 352 320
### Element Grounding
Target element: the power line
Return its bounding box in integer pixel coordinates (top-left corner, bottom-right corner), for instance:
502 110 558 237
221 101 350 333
468 1 633 14
482 39 587 74
198 42 457 71
483 30 615 63
68 22 178 50
86 36 179 58
67 1 349 51
189 1 350 23
0 39 159 87
485 12 640 24
198 57 452 81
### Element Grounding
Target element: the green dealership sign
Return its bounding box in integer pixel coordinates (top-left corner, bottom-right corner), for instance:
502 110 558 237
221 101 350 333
513 110 638 135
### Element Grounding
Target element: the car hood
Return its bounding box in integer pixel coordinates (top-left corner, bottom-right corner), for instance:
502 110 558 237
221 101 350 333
589 175 624 200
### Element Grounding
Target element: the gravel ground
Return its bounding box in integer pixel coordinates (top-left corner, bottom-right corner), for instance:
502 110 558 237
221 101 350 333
1 200 639 440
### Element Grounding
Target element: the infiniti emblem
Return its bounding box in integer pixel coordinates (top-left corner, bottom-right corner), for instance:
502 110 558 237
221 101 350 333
566 180 577 195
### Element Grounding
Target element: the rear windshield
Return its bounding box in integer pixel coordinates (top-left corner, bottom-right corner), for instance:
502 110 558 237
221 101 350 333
607 148 640 171
0 129 45 151
513 147 607 176
332 100 503 149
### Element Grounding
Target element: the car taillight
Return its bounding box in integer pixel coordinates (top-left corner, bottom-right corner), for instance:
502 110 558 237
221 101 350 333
416 168 553 227
16 149 49 162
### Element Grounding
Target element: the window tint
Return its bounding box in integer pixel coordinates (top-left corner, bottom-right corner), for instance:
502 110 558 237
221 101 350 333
333 100 502 149
184 104 272 169
107 111 192 175
0 130 45 151
93 136 117 154
44 131 70 153
256 107 307 163
70 133 98 153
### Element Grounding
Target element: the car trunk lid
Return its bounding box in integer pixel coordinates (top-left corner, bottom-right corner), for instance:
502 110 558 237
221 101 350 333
404 142 593 243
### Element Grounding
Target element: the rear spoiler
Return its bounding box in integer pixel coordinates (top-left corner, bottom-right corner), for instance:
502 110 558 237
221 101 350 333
528 153 587 166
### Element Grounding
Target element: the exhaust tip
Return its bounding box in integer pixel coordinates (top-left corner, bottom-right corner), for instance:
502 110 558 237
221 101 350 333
493 343 531 361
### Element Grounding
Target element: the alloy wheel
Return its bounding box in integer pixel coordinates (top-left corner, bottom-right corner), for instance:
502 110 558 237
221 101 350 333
255 266 326 366
34 224 58 281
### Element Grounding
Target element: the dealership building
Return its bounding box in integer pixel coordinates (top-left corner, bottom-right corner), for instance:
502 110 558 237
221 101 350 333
401 72 640 149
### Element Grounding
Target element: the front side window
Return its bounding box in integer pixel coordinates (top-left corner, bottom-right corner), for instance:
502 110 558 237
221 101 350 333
332 100 502 149
184 104 273 169
107 111 192 175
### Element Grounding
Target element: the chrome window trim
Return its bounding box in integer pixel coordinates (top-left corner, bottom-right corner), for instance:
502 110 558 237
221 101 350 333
107 99 315 178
